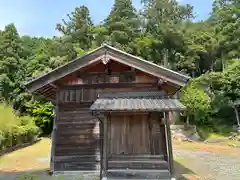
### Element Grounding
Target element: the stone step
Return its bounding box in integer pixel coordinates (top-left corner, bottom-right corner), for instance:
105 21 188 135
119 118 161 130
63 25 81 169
108 160 168 170
54 162 100 171
55 154 101 162
107 169 170 179
107 178 170 180
109 155 165 161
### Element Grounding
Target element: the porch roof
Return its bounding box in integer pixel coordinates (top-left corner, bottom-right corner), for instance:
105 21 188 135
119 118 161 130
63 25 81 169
90 91 186 112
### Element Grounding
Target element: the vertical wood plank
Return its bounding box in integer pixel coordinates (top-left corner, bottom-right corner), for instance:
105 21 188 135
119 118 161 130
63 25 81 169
148 113 153 155
164 112 174 177
102 114 109 178
59 90 63 102
76 90 79 103
70 90 73 102
81 88 83 102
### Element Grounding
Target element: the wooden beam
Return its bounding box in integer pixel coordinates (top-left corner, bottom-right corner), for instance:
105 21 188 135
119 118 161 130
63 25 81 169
50 88 59 174
98 118 104 180
61 82 158 90
106 51 188 87
164 112 174 178
102 114 109 179
92 109 185 113
50 83 57 89
25 51 106 92
34 91 56 104
148 113 154 155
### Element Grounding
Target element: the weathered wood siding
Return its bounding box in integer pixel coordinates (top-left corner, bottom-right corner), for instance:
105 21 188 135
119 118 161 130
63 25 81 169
108 113 166 156
54 103 100 171
53 61 174 174
55 60 178 94
109 114 150 155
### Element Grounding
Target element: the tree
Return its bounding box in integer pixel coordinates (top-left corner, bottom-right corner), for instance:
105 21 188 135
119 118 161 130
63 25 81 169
104 0 140 52
56 6 94 50
0 24 25 105
180 82 211 124
176 21 220 76
138 0 193 68
211 0 240 61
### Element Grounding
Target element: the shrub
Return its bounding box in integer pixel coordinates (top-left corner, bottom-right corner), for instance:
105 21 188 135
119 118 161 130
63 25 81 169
180 81 211 124
0 103 40 150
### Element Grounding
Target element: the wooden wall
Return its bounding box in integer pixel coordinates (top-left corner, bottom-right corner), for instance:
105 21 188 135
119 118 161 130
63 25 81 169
53 60 175 173
53 103 100 171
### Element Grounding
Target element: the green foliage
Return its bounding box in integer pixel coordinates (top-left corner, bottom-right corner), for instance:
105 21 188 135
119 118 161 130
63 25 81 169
181 58 240 130
25 99 54 135
212 0 240 60
56 6 94 50
0 0 239 138
197 125 232 140
180 82 211 124
0 103 40 150
104 0 140 52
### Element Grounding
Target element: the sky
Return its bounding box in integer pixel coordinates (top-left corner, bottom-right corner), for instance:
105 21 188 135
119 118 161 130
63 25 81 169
0 0 214 37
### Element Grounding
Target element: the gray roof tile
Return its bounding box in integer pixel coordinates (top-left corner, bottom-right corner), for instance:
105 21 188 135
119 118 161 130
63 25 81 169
90 91 186 112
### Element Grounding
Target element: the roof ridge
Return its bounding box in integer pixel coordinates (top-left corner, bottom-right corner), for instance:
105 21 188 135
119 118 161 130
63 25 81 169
104 44 190 79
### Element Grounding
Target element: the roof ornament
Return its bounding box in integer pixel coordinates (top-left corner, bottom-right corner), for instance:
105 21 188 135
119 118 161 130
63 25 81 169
158 78 166 85
102 50 110 65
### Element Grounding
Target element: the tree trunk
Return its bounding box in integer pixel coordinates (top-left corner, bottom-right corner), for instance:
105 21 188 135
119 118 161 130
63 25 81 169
163 49 169 68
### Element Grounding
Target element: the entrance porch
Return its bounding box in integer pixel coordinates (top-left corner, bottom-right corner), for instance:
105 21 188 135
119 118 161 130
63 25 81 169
90 92 185 179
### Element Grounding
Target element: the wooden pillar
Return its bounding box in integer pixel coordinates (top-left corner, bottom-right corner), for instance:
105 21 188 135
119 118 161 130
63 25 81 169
102 114 109 180
99 118 104 180
234 107 240 126
164 112 174 177
148 113 154 154
50 88 59 174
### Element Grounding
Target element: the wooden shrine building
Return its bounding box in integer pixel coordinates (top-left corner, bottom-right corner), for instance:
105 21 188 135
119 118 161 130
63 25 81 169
25 44 190 180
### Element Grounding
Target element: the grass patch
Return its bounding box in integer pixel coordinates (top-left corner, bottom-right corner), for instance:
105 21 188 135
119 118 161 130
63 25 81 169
218 140 240 147
197 125 231 140
0 137 51 171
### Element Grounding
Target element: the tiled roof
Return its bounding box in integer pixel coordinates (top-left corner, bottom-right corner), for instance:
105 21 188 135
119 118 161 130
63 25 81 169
91 92 186 112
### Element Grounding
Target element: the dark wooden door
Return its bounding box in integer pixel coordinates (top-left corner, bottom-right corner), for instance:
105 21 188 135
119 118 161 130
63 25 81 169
109 114 151 155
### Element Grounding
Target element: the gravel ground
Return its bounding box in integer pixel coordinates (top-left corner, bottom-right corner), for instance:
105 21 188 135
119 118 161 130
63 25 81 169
174 149 240 180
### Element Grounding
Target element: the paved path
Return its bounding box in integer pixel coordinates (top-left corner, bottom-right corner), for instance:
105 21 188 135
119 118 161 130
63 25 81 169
174 149 240 180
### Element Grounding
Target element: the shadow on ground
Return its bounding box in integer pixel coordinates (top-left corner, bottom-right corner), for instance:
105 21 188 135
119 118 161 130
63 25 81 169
0 169 99 180
174 161 197 180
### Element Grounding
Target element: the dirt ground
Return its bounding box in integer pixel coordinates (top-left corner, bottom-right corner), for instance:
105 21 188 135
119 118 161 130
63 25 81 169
173 141 240 180
0 138 240 180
